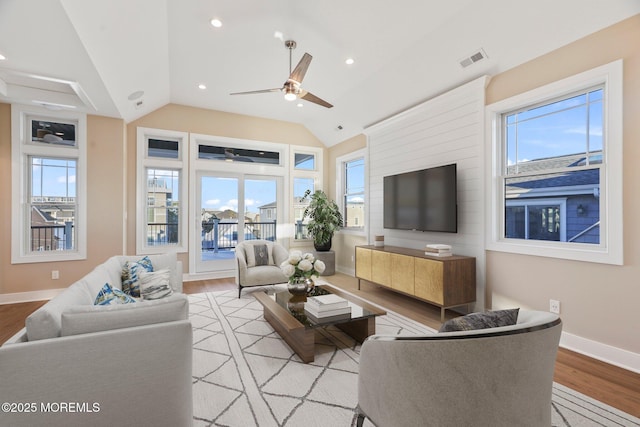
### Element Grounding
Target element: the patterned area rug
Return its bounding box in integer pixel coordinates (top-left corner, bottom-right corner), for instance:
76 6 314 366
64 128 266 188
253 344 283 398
189 288 640 427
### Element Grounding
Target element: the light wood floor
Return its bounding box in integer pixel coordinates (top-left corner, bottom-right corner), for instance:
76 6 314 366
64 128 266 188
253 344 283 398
2 273 639 418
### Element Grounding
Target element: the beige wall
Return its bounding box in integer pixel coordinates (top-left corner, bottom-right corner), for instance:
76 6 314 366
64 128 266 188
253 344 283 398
485 15 640 355
126 103 326 270
0 110 126 295
327 134 367 273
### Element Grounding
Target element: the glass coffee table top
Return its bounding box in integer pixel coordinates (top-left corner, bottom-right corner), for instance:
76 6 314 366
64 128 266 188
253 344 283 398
268 284 382 329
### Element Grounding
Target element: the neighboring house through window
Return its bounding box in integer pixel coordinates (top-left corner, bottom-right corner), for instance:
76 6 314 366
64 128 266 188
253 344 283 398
486 60 623 264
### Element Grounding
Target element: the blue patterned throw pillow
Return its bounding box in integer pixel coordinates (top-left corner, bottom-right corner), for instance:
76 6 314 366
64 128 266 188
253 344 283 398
121 256 154 298
94 283 137 306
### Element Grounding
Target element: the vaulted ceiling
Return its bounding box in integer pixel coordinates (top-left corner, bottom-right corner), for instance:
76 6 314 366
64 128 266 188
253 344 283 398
1 0 639 146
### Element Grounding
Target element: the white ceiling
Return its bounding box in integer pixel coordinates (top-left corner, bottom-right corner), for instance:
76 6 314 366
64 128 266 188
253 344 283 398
1 0 639 146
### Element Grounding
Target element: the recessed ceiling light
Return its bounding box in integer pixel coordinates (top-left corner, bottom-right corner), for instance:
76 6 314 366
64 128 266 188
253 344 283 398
345 58 355 65
0 53 6 61
198 83 207 90
210 18 222 28
297 103 303 108
274 31 284 41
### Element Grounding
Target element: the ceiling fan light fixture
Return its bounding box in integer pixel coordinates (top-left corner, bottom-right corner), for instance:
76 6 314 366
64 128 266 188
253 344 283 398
284 92 297 101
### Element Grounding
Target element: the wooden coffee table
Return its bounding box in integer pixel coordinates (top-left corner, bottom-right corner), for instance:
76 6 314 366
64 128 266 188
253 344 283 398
253 284 386 363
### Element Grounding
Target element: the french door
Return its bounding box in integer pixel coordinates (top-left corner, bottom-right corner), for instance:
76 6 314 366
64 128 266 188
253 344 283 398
195 172 281 274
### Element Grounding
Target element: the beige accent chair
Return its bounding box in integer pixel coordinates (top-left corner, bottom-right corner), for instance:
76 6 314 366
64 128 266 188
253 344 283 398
356 310 562 427
235 239 289 297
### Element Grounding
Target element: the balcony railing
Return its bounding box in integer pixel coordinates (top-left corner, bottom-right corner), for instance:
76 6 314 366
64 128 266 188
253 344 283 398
147 222 179 246
202 220 277 252
31 222 74 251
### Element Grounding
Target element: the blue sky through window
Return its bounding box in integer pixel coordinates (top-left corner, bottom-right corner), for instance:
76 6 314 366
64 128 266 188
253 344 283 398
506 88 603 168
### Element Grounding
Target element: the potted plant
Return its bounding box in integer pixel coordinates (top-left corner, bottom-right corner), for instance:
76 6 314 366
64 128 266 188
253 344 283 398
301 189 343 251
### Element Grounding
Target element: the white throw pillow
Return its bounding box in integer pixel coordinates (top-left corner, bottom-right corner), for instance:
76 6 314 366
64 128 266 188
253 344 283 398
139 269 174 300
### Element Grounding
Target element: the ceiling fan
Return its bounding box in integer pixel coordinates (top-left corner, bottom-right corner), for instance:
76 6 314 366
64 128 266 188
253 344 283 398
230 40 333 108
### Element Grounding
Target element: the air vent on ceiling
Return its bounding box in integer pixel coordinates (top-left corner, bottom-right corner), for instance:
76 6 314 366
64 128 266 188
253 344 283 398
459 48 488 68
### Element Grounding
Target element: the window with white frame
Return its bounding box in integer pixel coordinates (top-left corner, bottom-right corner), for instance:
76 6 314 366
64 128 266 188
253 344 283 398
11 106 87 263
486 60 623 264
137 128 188 254
337 150 366 231
291 146 323 242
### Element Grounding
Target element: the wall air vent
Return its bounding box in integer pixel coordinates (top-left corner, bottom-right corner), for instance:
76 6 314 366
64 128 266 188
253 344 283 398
459 48 488 68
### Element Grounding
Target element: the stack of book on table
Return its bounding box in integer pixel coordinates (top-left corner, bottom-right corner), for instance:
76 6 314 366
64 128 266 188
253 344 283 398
304 293 352 321
425 243 452 257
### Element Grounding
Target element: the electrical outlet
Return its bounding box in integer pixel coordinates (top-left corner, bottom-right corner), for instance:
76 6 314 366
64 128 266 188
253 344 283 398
51 270 59 280
549 299 560 314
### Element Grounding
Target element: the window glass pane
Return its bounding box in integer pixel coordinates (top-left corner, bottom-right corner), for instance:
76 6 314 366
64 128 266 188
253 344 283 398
147 169 180 246
148 139 179 159
31 119 76 147
200 176 239 256
506 88 603 173
294 153 315 170
29 157 76 252
293 177 314 239
245 179 277 241
344 157 365 228
528 205 561 241
198 145 280 164
505 168 599 244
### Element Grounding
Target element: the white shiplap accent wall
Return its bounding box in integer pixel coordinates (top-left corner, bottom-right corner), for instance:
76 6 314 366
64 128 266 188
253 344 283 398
364 76 489 311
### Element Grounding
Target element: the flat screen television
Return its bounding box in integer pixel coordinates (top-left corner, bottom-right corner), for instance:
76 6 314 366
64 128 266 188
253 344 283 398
383 163 457 233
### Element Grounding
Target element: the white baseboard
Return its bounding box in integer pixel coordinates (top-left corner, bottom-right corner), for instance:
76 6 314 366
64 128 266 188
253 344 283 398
560 331 640 374
0 288 65 304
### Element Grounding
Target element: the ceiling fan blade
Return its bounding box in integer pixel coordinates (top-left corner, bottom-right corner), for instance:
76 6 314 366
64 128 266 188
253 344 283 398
288 53 312 84
299 90 333 108
230 88 282 95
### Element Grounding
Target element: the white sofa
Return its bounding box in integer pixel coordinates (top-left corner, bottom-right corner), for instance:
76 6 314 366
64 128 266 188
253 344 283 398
0 253 193 427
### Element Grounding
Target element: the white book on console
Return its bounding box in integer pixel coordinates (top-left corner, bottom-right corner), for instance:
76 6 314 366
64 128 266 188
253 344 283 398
425 251 452 257
426 244 452 250
424 247 452 254
306 294 348 311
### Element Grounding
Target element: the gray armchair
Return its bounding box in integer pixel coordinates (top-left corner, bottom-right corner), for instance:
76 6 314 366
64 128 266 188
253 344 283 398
235 239 289 297
356 310 562 427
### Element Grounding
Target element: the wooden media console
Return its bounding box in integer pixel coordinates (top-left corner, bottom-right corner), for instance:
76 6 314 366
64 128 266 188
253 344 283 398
355 245 476 321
